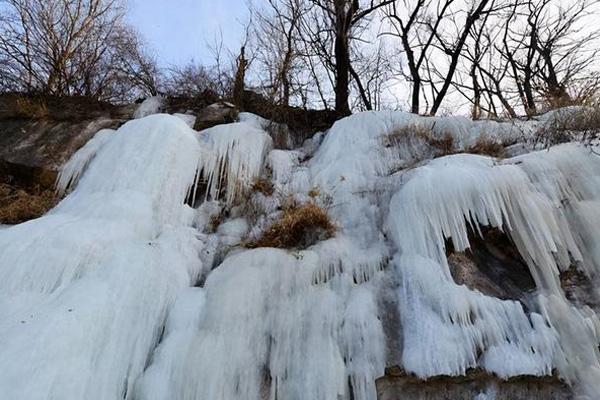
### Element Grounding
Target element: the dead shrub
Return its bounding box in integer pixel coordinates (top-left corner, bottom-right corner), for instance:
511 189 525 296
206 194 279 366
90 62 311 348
384 123 509 162
466 136 506 158
251 177 274 196
0 183 57 224
245 202 335 249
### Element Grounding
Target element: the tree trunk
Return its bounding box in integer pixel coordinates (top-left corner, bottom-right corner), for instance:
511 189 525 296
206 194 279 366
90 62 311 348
233 46 248 107
334 30 352 116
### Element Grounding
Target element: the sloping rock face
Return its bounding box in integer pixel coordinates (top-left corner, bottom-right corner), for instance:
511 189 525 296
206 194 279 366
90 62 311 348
0 118 122 187
0 94 132 223
0 94 131 188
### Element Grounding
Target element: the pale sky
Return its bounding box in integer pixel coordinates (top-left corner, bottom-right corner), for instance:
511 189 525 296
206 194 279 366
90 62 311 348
126 0 249 67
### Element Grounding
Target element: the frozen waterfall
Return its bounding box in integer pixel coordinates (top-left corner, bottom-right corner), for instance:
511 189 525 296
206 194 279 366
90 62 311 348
0 110 599 399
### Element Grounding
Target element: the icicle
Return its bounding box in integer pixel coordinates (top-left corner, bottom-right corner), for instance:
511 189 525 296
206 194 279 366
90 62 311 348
135 248 386 400
199 122 272 204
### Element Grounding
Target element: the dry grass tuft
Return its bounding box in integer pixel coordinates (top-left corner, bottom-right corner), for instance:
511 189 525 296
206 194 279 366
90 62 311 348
246 202 335 249
15 96 49 119
207 213 223 233
384 124 509 159
535 104 600 147
0 183 57 224
427 132 455 156
466 136 506 158
251 177 274 196
383 124 456 157
308 187 320 198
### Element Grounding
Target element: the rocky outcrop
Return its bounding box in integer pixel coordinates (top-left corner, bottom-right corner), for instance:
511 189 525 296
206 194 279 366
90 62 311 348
193 102 239 131
0 118 123 188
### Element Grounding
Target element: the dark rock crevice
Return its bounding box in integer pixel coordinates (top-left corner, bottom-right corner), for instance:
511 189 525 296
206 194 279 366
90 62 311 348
447 227 537 306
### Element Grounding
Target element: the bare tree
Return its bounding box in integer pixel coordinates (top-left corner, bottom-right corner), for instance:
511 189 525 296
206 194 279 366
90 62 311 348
448 4 518 118
528 0 599 108
232 17 256 106
385 0 497 115
0 0 159 102
350 40 394 111
164 62 220 97
495 0 600 115
253 0 310 106
305 0 394 115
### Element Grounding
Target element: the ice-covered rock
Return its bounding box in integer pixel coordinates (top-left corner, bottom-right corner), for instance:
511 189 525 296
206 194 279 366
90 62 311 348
133 96 164 119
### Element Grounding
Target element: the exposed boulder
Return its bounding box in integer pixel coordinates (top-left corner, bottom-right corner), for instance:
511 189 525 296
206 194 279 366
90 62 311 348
193 102 239 131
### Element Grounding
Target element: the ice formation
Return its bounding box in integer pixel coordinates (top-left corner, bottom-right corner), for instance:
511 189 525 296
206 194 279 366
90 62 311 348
0 115 205 399
134 96 164 119
1 108 599 400
199 122 272 204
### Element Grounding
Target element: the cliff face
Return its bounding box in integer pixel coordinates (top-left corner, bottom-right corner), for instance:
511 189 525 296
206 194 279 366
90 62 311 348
0 98 599 400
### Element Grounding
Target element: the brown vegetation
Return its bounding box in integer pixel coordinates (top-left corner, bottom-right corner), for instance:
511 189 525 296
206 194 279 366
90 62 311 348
535 105 600 147
207 213 223 233
251 177 275 196
466 136 506 158
0 183 57 224
246 202 335 249
0 93 128 122
14 96 49 120
383 124 456 157
384 124 507 159
308 187 320 198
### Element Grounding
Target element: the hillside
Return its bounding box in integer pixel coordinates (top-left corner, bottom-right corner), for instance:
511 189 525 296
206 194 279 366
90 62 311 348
0 98 599 400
